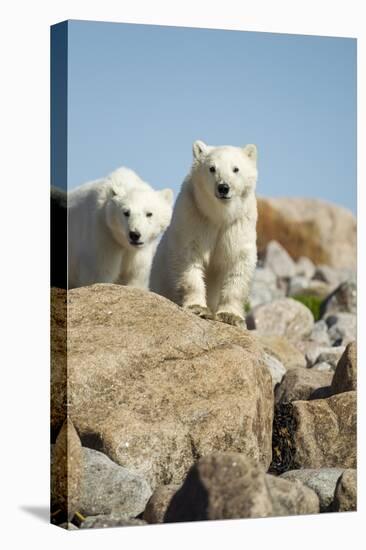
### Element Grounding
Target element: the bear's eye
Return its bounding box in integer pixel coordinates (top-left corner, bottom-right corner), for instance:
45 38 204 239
209 166 216 173
123 210 130 217
146 212 153 218
233 167 239 173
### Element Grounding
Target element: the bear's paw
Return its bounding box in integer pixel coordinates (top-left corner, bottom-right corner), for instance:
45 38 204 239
185 304 214 320
215 311 247 328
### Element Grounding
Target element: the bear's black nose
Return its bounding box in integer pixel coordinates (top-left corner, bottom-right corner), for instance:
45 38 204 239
217 183 230 196
129 230 141 242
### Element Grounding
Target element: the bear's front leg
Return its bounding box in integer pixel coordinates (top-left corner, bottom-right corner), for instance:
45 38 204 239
179 264 213 319
215 253 255 327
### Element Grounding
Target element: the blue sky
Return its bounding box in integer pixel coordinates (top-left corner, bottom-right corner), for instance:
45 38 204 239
67 20 356 212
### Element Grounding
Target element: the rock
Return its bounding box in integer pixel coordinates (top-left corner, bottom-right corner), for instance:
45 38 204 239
255 334 307 370
297 341 331 367
51 288 67 442
321 280 357 316
311 362 333 374
290 393 356 469
249 267 284 308
164 453 319 522
79 447 152 518
263 352 286 389
315 347 346 370
289 279 332 300
308 320 331 346
256 197 356 269
247 298 314 342
81 515 147 529
287 276 310 296
330 342 357 395
275 367 333 403
265 475 319 517
325 313 356 346
304 281 334 299
281 468 344 512
51 418 83 520
295 256 316 279
143 484 180 524
313 265 342 288
332 469 357 512
263 240 296 279
52 284 273 489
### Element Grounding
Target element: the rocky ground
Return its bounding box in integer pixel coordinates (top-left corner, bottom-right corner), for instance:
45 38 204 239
51 198 357 530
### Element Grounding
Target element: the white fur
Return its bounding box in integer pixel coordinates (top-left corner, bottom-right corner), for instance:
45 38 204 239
68 167 173 289
150 141 258 326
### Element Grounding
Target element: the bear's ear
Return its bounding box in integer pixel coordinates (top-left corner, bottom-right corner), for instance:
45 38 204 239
159 188 174 205
109 182 126 198
243 144 257 164
193 140 209 160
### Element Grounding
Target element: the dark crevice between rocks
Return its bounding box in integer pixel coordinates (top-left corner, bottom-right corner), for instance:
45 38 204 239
268 403 300 475
164 467 209 523
80 432 104 452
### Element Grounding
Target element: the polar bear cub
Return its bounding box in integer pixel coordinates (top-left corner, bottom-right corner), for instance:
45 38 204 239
68 167 173 289
150 141 258 326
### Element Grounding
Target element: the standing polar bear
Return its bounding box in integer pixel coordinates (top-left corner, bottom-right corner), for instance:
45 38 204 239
68 167 173 289
150 141 258 326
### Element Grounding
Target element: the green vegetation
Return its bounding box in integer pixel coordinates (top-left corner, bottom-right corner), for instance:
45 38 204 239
292 294 323 321
244 301 251 313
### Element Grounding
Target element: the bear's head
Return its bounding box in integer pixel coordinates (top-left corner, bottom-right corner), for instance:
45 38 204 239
106 185 173 250
191 140 258 220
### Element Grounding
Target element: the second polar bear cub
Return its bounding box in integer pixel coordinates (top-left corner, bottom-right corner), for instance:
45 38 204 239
68 167 173 289
150 140 258 326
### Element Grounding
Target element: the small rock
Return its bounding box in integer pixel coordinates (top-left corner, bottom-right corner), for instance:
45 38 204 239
290 392 356 469
330 342 357 395
263 352 286 389
287 275 309 297
332 469 357 512
263 240 296 279
164 453 319 522
308 320 331 346
249 267 284 308
275 367 333 403
325 313 356 346
296 341 331 367
311 362 333 373
320 280 357 316
306 280 334 299
281 468 344 512
265 475 319 516
316 347 346 370
81 515 147 529
51 418 83 520
143 484 180 523
313 265 342 288
248 298 314 342
295 256 316 279
79 447 152 518
255 334 307 370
